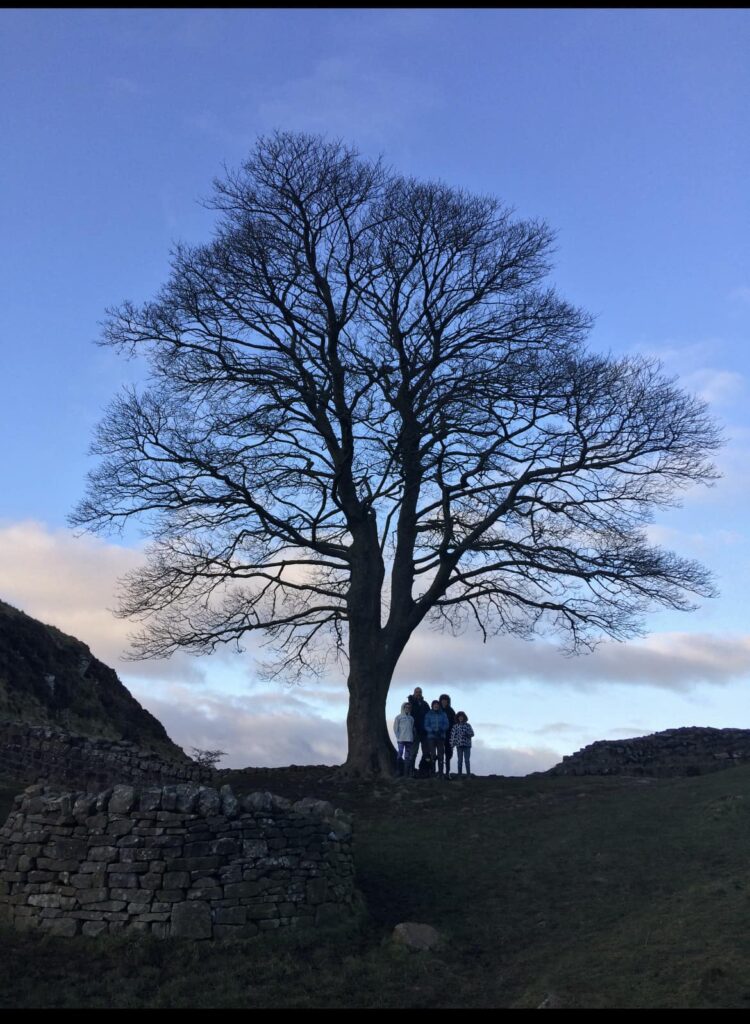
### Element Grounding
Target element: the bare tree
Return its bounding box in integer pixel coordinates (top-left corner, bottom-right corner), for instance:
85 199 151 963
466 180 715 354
72 132 721 775
190 747 227 771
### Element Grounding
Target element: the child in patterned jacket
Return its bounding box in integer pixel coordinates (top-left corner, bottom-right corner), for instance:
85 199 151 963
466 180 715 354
450 712 475 776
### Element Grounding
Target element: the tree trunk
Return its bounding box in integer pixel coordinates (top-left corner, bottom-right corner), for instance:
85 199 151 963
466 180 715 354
341 513 398 776
343 651 397 776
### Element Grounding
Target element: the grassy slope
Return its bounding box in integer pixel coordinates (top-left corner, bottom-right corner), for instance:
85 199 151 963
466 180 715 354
2 766 750 1008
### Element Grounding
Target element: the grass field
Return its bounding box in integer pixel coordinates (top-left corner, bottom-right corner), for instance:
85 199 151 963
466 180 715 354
2 764 750 1008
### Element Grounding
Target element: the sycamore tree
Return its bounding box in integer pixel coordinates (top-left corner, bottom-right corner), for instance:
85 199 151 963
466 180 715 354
72 132 721 775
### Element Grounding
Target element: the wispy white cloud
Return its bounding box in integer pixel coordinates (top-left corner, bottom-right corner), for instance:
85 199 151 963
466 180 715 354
533 721 583 736
680 367 744 407
471 740 560 775
394 626 750 693
636 338 722 369
698 424 750 503
606 725 650 738
636 338 745 404
644 523 745 554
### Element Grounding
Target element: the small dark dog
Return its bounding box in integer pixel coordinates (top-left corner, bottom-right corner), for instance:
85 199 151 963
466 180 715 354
416 754 434 778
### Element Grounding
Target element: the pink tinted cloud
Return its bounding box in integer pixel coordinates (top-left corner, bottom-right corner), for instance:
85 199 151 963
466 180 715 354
0 520 204 682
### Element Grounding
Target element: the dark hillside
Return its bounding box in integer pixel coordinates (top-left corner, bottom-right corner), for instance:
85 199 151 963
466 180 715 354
0 599 184 760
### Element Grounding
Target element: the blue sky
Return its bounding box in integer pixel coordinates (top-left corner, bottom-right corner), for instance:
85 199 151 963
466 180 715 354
2 9 749 771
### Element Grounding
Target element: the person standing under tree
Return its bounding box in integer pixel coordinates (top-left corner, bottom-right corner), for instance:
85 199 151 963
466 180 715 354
393 702 416 777
423 699 450 778
407 686 429 771
439 694 457 779
450 712 475 777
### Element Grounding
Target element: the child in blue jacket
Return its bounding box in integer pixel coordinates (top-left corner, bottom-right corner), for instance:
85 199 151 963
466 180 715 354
423 700 450 778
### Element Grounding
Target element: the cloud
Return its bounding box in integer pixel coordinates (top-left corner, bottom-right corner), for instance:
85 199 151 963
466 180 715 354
606 726 650 738
5 520 749 702
0 520 204 682
393 626 750 693
644 523 745 554
636 339 745 408
127 677 561 775
3 520 749 776
680 368 744 407
533 722 583 736
637 339 721 369
126 679 346 769
644 421 747 509
473 741 560 776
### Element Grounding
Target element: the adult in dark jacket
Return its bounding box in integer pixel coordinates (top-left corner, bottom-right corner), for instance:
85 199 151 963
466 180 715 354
423 700 450 778
407 686 429 768
439 694 457 779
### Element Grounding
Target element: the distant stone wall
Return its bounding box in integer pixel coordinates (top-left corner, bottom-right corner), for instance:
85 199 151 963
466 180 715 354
548 727 750 777
0 783 356 939
0 720 209 790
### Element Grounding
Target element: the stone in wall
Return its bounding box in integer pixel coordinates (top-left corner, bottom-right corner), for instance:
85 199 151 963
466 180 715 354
0 782 357 939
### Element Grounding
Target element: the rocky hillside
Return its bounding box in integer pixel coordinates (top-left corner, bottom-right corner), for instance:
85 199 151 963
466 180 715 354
0 599 186 760
547 726 750 777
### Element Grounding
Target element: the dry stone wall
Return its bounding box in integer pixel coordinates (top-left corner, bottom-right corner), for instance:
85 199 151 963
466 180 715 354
0 782 356 939
548 727 750 777
0 720 209 790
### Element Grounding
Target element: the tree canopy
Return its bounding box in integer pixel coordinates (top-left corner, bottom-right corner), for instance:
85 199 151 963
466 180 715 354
72 132 722 774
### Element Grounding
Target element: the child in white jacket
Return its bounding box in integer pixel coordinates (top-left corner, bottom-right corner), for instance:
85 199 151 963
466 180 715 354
393 702 416 776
